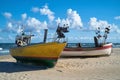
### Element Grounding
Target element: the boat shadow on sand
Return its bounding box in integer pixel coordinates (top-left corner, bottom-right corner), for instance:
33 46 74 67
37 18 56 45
0 61 48 73
0 55 110 73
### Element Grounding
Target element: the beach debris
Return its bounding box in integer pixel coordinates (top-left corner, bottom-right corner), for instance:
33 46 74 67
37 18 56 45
56 69 63 72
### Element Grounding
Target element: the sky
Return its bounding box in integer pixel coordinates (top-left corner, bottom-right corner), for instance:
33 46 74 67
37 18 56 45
0 0 120 43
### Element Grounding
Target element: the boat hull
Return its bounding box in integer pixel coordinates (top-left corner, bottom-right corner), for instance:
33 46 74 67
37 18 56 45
61 43 112 57
10 42 66 67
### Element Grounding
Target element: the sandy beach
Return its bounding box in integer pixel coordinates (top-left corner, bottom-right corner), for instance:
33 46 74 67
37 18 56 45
0 48 120 80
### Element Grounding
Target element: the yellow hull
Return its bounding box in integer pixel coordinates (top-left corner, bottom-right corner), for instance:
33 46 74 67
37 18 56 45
10 42 66 67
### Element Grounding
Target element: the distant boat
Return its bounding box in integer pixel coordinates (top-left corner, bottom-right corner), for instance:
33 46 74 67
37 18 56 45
62 43 112 57
61 26 112 57
10 24 69 67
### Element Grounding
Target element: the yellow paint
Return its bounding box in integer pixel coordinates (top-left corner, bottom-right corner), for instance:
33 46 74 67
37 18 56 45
10 42 66 58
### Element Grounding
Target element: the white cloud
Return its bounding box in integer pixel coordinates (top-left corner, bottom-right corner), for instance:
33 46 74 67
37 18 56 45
56 17 70 27
5 17 48 34
7 22 17 33
31 7 40 13
67 9 83 29
117 29 120 33
31 5 55 22
26 17 48 32
31 5 83 29
6 22 22 33
89 17 120 34
21 13 27 20
110 24 120 34
40 4 55 22
6 22 16 33
3 12 12 19
56 17 61 24
55 9 83 29
114 16 120 20
89 17 110 30
7 22 13 28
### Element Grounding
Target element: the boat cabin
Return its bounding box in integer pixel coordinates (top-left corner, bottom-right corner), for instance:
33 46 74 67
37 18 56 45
15 32 34 47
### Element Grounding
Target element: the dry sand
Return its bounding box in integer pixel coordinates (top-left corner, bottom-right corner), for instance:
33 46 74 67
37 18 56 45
0 48 120 80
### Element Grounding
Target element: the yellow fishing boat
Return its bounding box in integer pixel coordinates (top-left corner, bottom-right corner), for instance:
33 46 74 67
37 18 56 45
10 42 66 67
10 24 69 67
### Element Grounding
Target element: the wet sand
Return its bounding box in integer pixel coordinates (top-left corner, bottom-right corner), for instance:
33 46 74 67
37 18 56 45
0 48 120 80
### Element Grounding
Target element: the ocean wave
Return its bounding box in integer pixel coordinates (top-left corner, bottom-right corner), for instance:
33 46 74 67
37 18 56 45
0 48 3 50
0 49 9 55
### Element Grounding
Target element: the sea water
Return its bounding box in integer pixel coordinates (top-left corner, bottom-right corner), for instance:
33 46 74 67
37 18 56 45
0 43 120 56
0 43 16 56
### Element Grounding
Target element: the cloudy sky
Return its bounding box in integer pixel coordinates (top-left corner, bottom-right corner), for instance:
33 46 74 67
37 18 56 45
0 0 120 43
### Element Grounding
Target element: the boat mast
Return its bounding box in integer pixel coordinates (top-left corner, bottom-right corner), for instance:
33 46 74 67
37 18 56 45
103 26 110 44
43 29 48 43
94 26 110 47
94 27 102 47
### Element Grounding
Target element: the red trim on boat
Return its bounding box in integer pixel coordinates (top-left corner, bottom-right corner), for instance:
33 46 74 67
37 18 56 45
64 48 83 51
96 45 112 50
